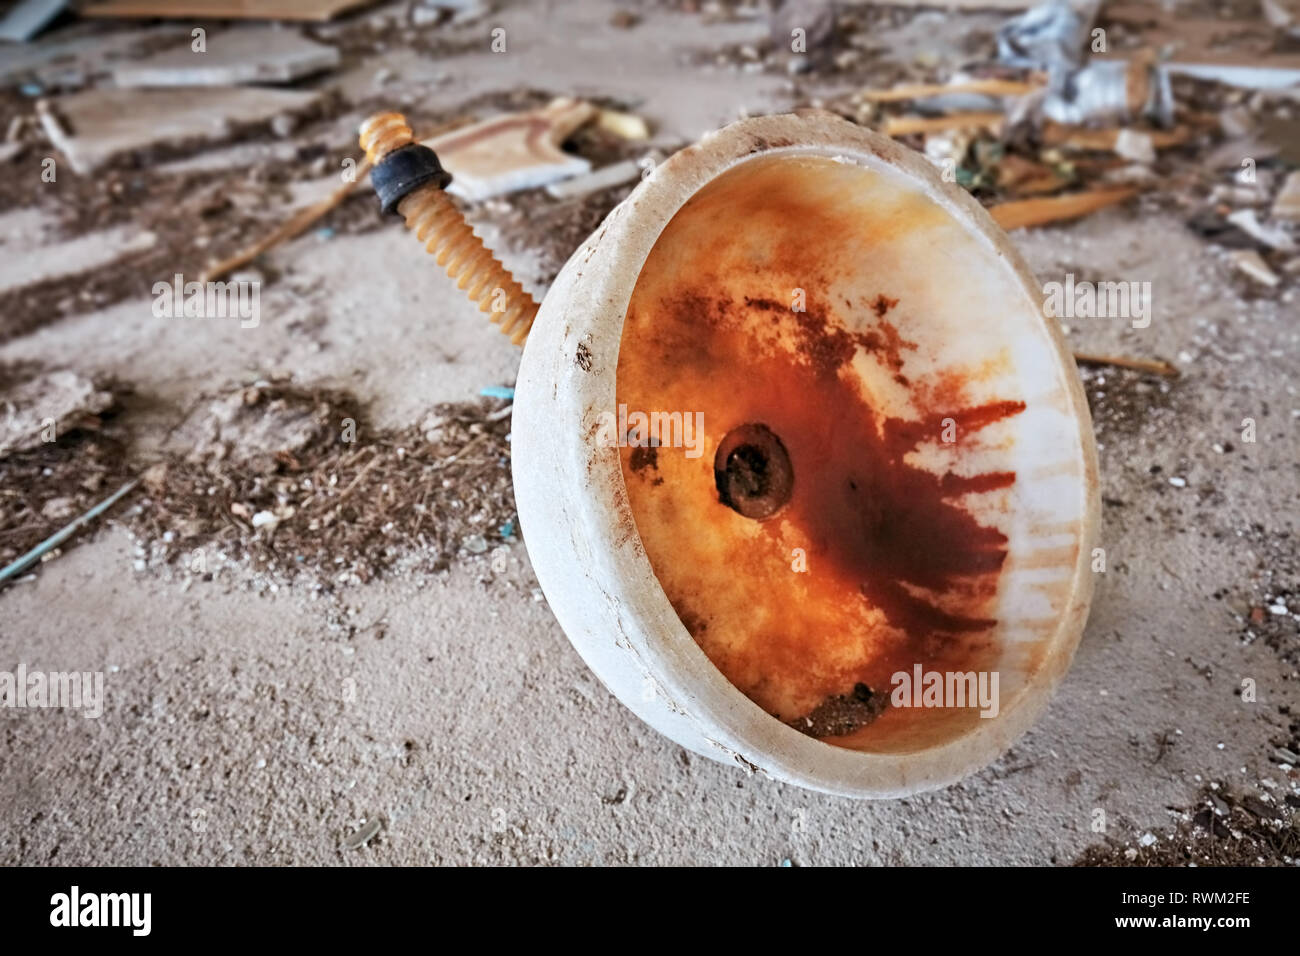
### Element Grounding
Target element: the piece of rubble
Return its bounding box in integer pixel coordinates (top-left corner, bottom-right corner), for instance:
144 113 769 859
1112 128 1155 164
596 109 650 141
37 86 318 174
0 23 185 87
1100 1 1300 90
82 0 378 21
1227 208 1297 252
545 159 641 200
425 98 597 202
113 27 340 87
342 817 381 849
996 0 1095 72
884 112 1005 137
1272 171 1300 222
0 0 68 42
1228 249 1280 287
0 370 113 456
170 385 346 474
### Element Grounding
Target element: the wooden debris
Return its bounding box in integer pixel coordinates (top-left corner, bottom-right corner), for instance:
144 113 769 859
546 159 641 200
1228 249 1280 287
37 86 318 174
425 98 598 201
342 817 381 850
862 77 1043 102
990 187 1138 230
1273 171 1300 222
596 109 650 141
1042 121 1192 152
875 0 1037 7
1100 2 1300 90
995 154 1068 196
81 0 378 21
1072 352 1179 377
201 161 370 283
0 0 68 42
112 26 341 88
201 117 472 282
884 112 1005 137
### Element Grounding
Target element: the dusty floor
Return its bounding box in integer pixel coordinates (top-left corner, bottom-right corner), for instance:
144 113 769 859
1 0 1298 865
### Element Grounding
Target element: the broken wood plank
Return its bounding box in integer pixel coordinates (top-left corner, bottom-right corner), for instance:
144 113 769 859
862 77 1043 102
545 159 641 200
1042 121 1192 152
874 0 1038 8
113 27 341 88
81 0 378 22
37 86 317 174
1100 2 1300 89
883 112 1005 137
0 0 69 42
201 161 370 283
1072 352 1179 377
425 98 598 201
990 187 1139 230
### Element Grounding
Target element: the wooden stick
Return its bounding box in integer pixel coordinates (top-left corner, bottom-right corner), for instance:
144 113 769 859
200 117 474 283
990 187 1138 230
201 158 371 283
1041 122 1192 151
863 78 1043 102
883 112 1005 137
1072 351 1179 377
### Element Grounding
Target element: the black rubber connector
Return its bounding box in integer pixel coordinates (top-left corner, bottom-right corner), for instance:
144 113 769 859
371 143 453 215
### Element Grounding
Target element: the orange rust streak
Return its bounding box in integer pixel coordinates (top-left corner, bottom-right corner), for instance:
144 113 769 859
616 155 1024 742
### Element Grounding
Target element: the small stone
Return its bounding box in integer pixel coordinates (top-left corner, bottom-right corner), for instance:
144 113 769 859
1169 476 1186 488
1272 170 1300 222
462 534 488 554
1114 129 1156 164
251 510 278 530
1123 847 1138 860
1229 249 1280 287
40 496 77 520
411 5 442 26
270 113 297 138
1139 832 1157 846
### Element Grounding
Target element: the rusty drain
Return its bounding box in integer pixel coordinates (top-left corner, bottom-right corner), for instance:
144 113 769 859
714 423 793 520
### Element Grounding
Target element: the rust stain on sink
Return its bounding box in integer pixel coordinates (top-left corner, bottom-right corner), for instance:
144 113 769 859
616 154 1027 751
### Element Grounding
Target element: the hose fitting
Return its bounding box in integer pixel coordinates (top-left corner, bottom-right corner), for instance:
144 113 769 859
359 111 539 346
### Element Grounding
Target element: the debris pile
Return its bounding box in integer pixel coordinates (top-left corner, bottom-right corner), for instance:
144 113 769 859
129 382 518 589
1076 779 1300 866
